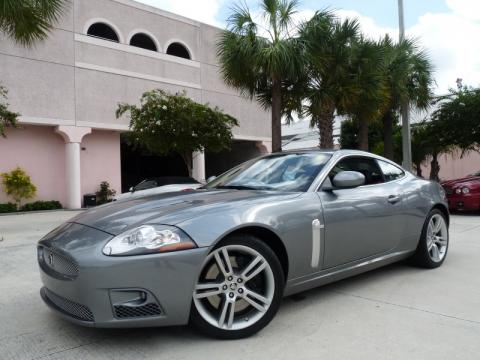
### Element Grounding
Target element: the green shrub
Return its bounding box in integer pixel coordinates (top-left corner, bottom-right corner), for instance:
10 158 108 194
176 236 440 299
1 167 37 207
21 200 62 212
96 181 116 205
0 202 17 213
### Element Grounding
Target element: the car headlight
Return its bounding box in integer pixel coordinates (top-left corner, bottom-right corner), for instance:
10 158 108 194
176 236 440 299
455 188 462 194
103 225 196 256
462 187 470 194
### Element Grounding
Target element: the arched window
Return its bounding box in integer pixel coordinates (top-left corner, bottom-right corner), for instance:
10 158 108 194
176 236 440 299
166 42 191 59
129 33 157 51
87 23 119 42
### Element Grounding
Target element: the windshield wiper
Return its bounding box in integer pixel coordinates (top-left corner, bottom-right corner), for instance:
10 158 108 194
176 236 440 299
215 185 258 190
215 185 275 191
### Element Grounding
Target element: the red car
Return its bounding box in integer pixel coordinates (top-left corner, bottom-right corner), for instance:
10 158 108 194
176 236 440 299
442 171 480 211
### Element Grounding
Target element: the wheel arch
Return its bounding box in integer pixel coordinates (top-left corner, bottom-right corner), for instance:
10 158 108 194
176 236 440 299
215 226 289 280
432 203 450 226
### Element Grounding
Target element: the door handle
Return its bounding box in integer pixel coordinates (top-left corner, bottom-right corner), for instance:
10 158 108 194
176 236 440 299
387 195 401 204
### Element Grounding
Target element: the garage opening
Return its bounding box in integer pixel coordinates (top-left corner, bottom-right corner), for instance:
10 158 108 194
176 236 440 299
205 140 265 178
120 135 188 192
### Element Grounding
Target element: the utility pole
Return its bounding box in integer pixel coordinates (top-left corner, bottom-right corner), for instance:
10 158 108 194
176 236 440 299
398 0 412 171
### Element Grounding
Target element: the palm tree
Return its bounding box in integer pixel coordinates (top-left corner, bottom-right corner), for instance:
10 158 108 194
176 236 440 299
217 0 302 152
379 36 434 160
345 38 389 151
0 0 67 46
297 11 360 149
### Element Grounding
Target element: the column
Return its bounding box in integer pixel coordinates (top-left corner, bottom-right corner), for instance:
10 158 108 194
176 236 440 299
55 126 91 209
65 142 81 209
192 151 206 183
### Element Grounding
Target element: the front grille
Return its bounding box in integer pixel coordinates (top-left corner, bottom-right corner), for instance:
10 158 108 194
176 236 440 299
39 246 78 280
43 288 94 322
114 303 162 318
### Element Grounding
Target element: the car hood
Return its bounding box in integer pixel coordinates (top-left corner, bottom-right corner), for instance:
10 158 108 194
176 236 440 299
114 183 201 201
70 189 301 235
442 176 480 187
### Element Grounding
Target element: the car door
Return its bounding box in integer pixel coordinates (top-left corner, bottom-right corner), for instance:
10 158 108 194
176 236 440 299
317 156 406 269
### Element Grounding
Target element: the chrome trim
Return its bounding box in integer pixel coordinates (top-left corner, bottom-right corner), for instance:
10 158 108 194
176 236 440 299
311 219 324 268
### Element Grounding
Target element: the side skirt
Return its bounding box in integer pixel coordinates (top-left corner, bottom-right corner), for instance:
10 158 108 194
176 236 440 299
283 250 414 297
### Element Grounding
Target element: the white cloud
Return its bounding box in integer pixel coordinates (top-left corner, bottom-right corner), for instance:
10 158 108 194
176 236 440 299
135 0 225 27
336 9 398 40
332 7 480 94
446 0 480 21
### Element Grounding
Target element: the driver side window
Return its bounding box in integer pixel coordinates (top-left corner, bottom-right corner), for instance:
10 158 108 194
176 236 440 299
329 157 384 186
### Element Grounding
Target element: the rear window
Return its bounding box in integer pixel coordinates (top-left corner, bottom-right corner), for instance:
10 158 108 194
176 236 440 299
376 160 405 182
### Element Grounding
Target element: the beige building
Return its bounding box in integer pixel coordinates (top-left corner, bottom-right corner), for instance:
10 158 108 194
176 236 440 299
0 0 271 208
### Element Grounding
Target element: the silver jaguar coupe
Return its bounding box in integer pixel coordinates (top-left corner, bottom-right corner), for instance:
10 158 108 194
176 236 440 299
38 149 449 339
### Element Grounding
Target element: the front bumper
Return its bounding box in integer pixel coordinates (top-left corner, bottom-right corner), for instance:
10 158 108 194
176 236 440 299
446 194 480 211
38 222 209 328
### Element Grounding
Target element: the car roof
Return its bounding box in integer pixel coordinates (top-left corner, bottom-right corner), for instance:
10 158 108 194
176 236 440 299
280 148 376 157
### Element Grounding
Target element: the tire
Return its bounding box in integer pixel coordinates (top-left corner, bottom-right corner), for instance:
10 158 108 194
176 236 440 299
412 209 449 268
190 235 285 339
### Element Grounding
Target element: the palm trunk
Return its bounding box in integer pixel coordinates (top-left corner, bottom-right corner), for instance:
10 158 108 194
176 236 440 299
271 77 282 153
318 101 335 149
382 111 394 160
358 119 369 151
414 162 423 178
429 153 440 182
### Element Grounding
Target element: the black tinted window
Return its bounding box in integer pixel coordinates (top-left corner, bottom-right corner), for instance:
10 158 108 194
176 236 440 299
376 160 405 182
330 157 384 185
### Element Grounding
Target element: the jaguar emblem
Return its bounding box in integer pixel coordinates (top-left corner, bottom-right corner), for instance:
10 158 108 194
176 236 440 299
48 252 54 267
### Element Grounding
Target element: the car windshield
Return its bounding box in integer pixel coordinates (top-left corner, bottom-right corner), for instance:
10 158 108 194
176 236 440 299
204 152 332 192
133 179 158 191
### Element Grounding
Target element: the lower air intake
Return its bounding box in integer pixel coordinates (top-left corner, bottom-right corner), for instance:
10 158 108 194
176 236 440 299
43 288 94 322
114 303 162 318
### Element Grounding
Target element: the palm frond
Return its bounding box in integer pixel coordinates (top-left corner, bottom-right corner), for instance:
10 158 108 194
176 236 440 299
0 0 69 46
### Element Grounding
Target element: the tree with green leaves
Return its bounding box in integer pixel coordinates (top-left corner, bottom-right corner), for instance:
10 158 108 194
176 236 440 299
344 37 389 151
297 11 360 149
116 90 238 176
379 36 434 160
0 0 67 46
0 86 19 137
217 0 302 152
431 87 480 156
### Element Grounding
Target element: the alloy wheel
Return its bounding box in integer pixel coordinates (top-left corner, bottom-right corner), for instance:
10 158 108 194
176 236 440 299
426 214 448 262
193 245 275 331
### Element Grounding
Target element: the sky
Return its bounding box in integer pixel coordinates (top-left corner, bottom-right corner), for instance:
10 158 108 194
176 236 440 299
136 0 480 95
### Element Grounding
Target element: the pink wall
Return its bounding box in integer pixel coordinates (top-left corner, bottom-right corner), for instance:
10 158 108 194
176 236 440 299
80 130 121 198
421 150 480 181
0 125 122 206
0 125 66 204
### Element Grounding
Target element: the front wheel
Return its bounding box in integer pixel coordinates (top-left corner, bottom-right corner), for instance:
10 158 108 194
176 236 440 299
412 209 449 268
190 235 284 339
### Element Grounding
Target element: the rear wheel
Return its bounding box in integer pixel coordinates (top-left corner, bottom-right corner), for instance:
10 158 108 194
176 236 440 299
412 209 449 268
190 235 284 339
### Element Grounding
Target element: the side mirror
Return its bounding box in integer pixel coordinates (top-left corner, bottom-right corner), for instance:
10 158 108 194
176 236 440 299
206 176 216 183
332 171 365 189
129 186 134 193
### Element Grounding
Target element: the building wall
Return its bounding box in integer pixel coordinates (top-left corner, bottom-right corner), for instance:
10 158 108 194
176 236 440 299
80 131 122 198
0 0 272 208
0 126 66 204
421 150 480 181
